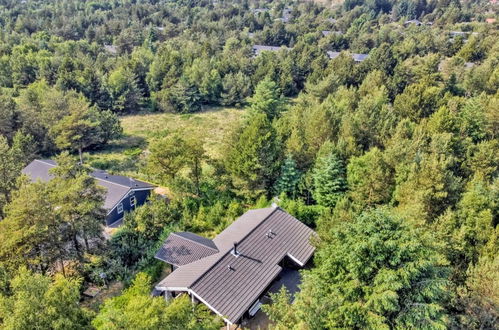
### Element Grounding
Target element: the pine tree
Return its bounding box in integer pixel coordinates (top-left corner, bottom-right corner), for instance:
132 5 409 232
0 132 34 218
249 77 283 120
347 147 394 207
50 99 96 164
0 180 63 274
93 273 221 330
0 268 93 329
281 208 450 329
49 152 106 256
225 112 281 199
274 155 301 197
312 152 347 208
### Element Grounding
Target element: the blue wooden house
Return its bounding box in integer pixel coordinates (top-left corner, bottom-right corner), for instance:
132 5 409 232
22 159 156 226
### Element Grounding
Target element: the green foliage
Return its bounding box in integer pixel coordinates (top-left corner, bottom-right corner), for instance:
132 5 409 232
262 287 300 329
0 268 93 330
277 195 325 227
347 147 394 207
146 133 206 193
221 72 252 107
312 152 347 208
287 208 450 329
456 255 499 329
93 273 221 330
434 178 498 279
16 81 121 156
0 153 105 274
0 132 34 218
274 155 301 197
0 181 62 273
394 140 462 223
107 66 144 113
249 77 284 120
225 112 282 199
50 99 97 163
0 0 497 328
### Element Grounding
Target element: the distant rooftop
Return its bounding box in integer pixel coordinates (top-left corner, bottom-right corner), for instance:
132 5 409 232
327 50 369 62
252 44 285 56
104 44 117 54
404 19 423 26
251 8 269 14
322 30 343 37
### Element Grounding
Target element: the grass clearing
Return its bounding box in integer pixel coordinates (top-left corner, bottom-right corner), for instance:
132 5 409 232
87 106 245 176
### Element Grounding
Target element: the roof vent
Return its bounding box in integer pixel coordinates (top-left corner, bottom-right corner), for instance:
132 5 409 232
231 242 240 257
227 265 234 271
266 229 274 238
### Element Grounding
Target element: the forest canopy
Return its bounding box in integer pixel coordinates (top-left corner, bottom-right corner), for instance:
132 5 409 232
0 0 497 329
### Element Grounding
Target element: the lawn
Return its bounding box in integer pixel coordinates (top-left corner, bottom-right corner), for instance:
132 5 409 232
86 106 245 178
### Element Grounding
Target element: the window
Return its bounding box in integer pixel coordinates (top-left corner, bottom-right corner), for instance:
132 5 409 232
117 203 124 214
130 196 136 207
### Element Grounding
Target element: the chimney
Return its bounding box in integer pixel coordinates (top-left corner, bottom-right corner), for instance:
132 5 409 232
232 242 239 256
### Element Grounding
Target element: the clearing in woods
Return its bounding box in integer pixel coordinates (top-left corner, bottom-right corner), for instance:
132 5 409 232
87 107 245 176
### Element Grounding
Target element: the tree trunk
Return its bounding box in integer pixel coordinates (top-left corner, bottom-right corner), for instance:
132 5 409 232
78 147 83 164
60 258 66 277
83 232 90 251
73 232 82 261
194 159 200 196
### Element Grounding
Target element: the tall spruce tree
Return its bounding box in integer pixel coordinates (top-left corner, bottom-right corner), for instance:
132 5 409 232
225 112 281 199
49 153 106 257
249 77 283 120
274 155 301 197
0 181 63 274
312 152 347 208
267 208 450 329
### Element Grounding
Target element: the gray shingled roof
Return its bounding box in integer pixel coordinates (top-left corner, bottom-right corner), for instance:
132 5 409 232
104 44 117 54
327 50 368 62
327 51 340 59
155 232 219 267
22 159 155 210
156 207 316 324
352 53 369 62
404 19 423 25
322 30 343 37
252 45 283 56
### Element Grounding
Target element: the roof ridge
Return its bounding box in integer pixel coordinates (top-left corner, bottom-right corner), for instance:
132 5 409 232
91 171 156 189
92 174 134 189
171 232 219 252
36 159 57 167
188 207 280 289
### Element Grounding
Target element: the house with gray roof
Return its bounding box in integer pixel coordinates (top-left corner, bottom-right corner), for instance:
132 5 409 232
327 50 369 62
154 206 316 326
280 7 292 23
22 159 155 226
251 8 270 15
103 44 117 55
252 44 285 56
322 30 343 37
404 19 423 26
